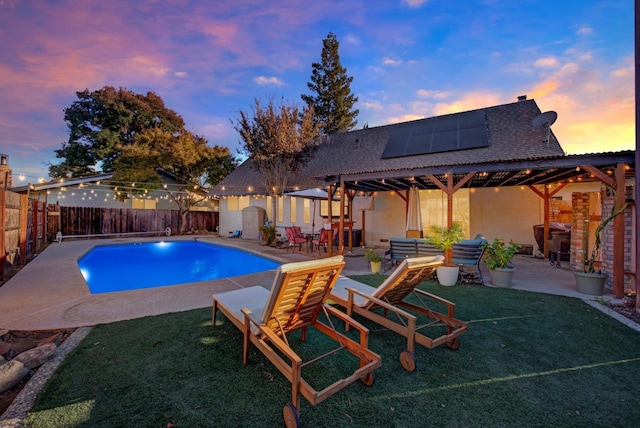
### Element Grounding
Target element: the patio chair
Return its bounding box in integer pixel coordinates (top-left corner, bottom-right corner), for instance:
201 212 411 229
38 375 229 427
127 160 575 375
228 230 242 238
329 255 468 372
383 238 418 271
212 256 381 427
452 238 487 283
285 226 307 252
311 228 337 254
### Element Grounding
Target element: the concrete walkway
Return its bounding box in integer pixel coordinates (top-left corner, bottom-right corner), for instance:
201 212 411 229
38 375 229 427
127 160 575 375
0 235 617 330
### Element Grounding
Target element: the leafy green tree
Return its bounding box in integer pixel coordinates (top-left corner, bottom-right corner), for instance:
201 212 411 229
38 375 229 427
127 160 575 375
112 128 236 232
233 97 319 226
50 86 185 178
302 32 359 134
50 86 237 232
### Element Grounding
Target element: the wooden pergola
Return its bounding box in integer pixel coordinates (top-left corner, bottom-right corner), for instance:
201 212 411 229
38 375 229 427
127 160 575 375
324 151 636 299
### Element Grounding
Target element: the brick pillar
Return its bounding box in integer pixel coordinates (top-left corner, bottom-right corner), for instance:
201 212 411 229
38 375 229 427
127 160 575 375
571 192 590 272
601 186 634 293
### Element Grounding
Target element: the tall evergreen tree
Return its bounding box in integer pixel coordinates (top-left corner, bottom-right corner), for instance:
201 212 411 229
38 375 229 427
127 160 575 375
302 32 359 134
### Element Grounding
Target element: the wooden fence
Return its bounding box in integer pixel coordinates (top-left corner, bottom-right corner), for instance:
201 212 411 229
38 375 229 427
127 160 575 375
51 206 218 237
1 190 49 281
0 188 218 281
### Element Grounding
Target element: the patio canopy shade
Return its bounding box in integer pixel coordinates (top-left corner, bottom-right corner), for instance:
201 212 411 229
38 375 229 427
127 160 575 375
285 188 337 200
323 152 635 194
406 185 423 237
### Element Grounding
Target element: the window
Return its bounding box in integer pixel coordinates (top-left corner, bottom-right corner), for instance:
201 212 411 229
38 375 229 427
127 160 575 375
303 198 310 223
227 196 250 211
278 196 284 223
132 198 157 210
320 199 348 218
421 189 470 238
266 196 272 220
290 197 297 223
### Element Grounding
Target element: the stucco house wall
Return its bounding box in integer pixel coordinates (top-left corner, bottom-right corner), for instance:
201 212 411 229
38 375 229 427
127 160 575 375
218 182 602 249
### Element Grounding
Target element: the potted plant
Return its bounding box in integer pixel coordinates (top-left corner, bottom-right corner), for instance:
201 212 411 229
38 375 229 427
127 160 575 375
426 222 465 286
259 224 277 246
481 238 522 287
365 248 383 274
574 196 628 295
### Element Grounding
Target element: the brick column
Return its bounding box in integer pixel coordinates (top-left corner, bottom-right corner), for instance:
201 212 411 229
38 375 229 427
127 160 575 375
571 192 590 272
601 186 634 293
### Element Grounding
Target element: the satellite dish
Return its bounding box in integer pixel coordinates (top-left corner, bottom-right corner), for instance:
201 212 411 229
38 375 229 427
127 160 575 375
531 111 558 145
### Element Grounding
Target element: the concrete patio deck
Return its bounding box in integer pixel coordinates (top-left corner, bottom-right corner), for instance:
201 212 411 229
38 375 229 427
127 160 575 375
0 235 617 331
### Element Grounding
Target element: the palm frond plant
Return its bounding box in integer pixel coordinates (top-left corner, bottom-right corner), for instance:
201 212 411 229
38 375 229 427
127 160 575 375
426 222 465 286
583 193 628 274
426 222 465 266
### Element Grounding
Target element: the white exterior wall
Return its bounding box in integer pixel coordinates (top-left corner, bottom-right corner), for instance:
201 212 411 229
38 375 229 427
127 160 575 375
360 192 406 245
219 195 320 239
218 182 602 246
469 182 601 248
470 187 543 247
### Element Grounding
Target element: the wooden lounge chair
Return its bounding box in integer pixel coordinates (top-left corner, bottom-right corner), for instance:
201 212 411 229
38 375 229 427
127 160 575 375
212 256 381 428
329 255 468 372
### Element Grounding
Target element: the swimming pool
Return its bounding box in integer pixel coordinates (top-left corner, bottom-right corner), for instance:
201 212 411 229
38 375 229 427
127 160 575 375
78 241 280 294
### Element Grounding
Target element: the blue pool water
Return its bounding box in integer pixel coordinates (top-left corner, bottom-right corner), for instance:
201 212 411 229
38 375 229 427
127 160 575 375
78 241 279 294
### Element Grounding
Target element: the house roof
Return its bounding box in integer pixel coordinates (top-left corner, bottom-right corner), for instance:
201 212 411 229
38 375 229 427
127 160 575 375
11 168 211 197
210 98 635 196
10 173 114 193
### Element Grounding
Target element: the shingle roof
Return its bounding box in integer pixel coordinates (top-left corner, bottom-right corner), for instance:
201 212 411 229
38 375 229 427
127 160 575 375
211 99 632 196
305 99 563 178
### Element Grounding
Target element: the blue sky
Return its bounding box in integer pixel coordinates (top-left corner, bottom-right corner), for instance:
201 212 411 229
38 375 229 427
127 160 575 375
0 0 635 184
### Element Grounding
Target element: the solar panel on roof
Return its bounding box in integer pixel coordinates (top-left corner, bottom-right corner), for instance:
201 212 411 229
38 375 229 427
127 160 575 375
381 110 489 158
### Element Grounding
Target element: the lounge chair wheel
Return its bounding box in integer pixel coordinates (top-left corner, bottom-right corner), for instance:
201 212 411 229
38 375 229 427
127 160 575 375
399 350 417 372
283 403 300 428
446 337 461 350
361 371 376 386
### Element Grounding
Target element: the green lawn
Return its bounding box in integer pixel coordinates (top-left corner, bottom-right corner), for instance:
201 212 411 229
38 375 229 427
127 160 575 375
24 277 640 427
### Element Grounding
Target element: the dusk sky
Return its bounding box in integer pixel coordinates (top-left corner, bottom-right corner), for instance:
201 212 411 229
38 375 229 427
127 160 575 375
0 0 635 184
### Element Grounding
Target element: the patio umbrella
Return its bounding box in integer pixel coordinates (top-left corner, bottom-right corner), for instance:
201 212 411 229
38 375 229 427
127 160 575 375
406 185 423 237
286 188 338 236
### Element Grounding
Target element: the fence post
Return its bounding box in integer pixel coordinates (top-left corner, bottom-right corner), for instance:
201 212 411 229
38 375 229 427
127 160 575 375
0 189 5 280
20 194 27 265
31 199 38 254
41 200 47 247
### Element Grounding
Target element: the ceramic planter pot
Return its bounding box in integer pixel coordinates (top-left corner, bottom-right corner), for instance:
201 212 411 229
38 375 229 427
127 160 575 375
436 265 459 286
370 260 382 274
574 271 607 296
489 267 515 287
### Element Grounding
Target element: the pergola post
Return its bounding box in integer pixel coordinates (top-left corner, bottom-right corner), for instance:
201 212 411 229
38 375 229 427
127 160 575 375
635 0 639 312
613 163 626 298
327 184 334 256
527 183 567 259
338 178 345 255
